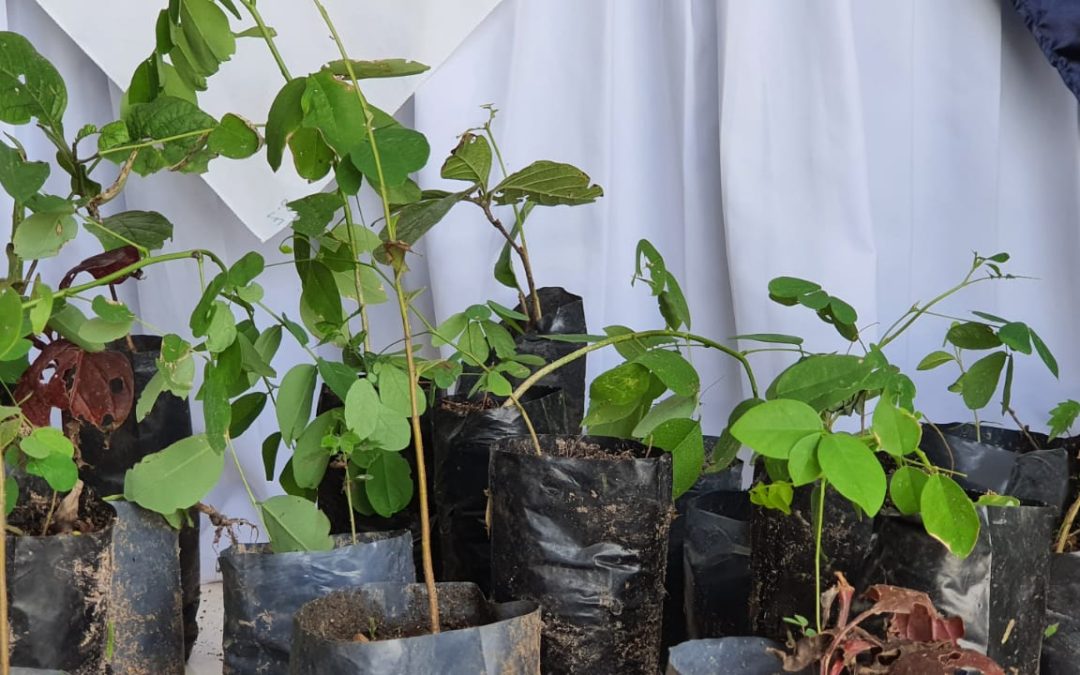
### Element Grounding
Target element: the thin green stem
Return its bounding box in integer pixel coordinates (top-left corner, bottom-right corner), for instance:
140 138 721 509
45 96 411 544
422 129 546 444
253 300 320 362
504 330 759 405
878 266 994 348
0 459 9 675
239 0 292 81
93 128 217 159
343 464 358 545
339 192 372 352
814 479 827 633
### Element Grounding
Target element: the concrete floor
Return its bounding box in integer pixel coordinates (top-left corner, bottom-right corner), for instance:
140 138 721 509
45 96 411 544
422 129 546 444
186 583 224 674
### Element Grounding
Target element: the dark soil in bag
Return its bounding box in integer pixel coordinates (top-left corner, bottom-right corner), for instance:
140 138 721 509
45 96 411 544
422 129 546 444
67 335 201 659
750 482 873 642
220 530 414 675
509 287 588 430
666 637 797 675
432 386 569 591
289 582 542 674
108 501 184 674
684 490 752 639
662 452 743 651
860 502 1055 675
1042 552 1080 674
490 434 673 675
921 423 1069 513
7 479 115 674
314 383 435 577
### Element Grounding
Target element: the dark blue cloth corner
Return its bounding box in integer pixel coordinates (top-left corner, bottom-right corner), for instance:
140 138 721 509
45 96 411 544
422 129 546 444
1010 0 1080 101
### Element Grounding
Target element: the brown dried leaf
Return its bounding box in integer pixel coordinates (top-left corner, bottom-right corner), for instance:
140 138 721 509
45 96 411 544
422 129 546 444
886 642 1006 675
59 246 142 290
14 340 133 430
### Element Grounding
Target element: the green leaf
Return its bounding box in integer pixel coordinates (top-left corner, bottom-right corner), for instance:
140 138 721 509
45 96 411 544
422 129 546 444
124 435 224 514
325 59 430 79
972 310 1008 324
287 193 340 237
91 210 174 251
13 211 77 259
292 410 340 489
262 431 281 481
209 112 259 159
27 280 51 335
202 361 231 451
4 477 16 515
1048 399 1080 441
729 399 824 459
1046 623 1060 639
749 481 793 515
378 190 466 255
265 78 307 171
768 354 871 412
946 322 1001 350
975 493 1019 508
890 466 928 515
649 418 704 498
376 363 425 417
958 351 1007 410
589 362 652 407
351 127 431 187
26 452 78 492
344 378 379 440
205 302 237 353
122 96 217 173
276 364 317 444
0 288 22 360
634 349 699 398
431 312 467 348
493 160 603 206
260 494 333 553
710 398 763 470
365 451 414 517
787 434 821 486
367 403 412 452
298 260 343 332
317 359 356 403
180 0 236 64
228 392 266 438
828 297 858 325
872 400 921 457
920 474 980 558
288 127 333 180
441 133 492 186
916 351 954 371
135 371 165 424
767 277 821 299
818 433 886 516
20 427 72 460
0 141 48 201
0 32 67 126
632 395 696 438
48 304 105 352
732 333 804 346
997 322 1032 355
1031 329 1059 378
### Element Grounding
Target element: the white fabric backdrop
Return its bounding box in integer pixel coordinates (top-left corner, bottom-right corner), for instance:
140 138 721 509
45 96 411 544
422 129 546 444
3 0 1080 580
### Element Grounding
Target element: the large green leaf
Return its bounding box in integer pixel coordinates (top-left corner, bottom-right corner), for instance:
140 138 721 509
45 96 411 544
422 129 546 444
276 364 317 444
13 211 77 259
0 32 67 127
265 78 307 171
958 351 1007 410
818 433 886 516
228 391 266 438
632 395 696 438
209 113 259 159
326 59 430 79
996 321 1031 355
650 418 704 498
122 96 218 174
260 494 333 553
0 141 48 201
300 70 369 155
89 210 174 251
633 349 699 398
493 160 603 206
287 193 341 237
377 190 466 257
1031 329 1059 378
945 322 1001 350
916 350 954 371
890 466 928 515
298 260 343 333
316 358 356 403
365 451 414 517
292 410 340 489
350 127 430 187
872 400 921 457
787 434 821 486
441 133 492 185
767 354 871 412
180 0 236 64
124 434 224 514
921 474 979 558
729 399 823 459
367 403 411 452
344 378 379 440
0 288 22 361
376 363 425 417
26 453 78 493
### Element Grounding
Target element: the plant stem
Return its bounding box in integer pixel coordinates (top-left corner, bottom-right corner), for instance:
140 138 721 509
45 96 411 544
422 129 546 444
473 198 541 326
877 265 991 348
238 0 292 81
343 464 358 546
503 329 760 404
92 129 217 159
0 462 8 675
309 0 440 632
814 479 827 633
1057 494 1080 553
339 192 372 352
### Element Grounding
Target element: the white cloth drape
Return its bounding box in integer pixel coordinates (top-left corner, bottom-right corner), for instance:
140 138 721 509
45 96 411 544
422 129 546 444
3 0 1079 580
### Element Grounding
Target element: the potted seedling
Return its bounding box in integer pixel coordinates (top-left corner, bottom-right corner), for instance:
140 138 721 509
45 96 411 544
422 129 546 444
728 253 1057 674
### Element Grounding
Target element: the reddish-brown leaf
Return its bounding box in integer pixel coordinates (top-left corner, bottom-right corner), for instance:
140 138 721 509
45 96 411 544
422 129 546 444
14 340 133 430
59 246 142 290
886 643 1005 675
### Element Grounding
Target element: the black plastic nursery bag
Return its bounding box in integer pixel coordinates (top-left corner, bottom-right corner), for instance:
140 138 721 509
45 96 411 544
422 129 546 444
289 582 542 674
490 435 673 674
1042 551 1080 674
666 637 795 675
220 531 414 675
684 490 752 639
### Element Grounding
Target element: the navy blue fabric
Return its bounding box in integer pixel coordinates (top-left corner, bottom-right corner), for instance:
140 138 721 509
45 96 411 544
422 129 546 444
1011 0 1080 100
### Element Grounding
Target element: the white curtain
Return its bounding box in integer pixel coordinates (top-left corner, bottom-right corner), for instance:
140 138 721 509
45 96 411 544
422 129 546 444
3 0 1079 580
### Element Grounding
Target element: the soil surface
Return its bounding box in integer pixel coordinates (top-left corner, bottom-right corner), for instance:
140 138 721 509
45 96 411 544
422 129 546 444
8 481 114 536
438 396 499 415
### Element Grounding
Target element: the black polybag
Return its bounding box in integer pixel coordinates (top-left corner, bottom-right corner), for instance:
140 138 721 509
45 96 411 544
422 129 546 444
750 483 873 641
666 637 796 675
108 501 184 674
69 335 201 659
662 455 743 651
8 487 114 674
1041 552 1080 674
510 287 588 429
220 531 415 675
921 423 1069 513
490 435 673 674
860 503 1055 674
289 582 541 674
684 490 752 639
432 386 568 591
